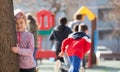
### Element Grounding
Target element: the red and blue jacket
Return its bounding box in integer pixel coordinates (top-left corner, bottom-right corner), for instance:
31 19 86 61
61 32 91 59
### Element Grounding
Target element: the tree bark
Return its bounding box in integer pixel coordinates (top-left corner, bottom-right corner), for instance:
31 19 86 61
0 0 19 72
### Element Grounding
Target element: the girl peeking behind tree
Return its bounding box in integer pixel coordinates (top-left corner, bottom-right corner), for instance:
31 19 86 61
11 9 36 72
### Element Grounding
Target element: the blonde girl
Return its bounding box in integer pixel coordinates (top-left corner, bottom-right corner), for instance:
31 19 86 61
11 9 36 72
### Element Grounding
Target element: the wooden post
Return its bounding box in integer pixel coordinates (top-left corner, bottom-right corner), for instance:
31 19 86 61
88 18 97 68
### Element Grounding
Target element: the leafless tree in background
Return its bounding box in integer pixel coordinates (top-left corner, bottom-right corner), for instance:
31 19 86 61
109 0 120 53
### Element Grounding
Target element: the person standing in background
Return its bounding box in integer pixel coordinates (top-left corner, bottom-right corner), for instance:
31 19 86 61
26 14 38 49
68 14 83 31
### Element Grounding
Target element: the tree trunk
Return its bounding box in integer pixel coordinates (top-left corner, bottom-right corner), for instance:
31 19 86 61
0 0 19 72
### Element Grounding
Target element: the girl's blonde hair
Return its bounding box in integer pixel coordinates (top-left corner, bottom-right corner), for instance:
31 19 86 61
14 9 27 24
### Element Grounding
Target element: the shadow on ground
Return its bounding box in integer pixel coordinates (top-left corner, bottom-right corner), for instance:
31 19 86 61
86 65 120 72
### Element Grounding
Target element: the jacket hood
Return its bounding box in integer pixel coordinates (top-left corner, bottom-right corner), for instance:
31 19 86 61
55 25 67 31
69 32 89 40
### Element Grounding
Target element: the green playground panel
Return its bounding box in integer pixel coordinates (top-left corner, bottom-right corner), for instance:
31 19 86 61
37 28 53 35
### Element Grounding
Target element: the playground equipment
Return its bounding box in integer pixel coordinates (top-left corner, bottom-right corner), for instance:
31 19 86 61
36 10 56 59
36 6 97 68
37 10 54 35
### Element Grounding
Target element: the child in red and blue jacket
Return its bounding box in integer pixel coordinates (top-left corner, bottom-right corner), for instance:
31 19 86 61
59 23 91 72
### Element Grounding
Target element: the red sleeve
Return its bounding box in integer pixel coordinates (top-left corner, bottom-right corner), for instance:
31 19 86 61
83 36 91 54
61 38 72 52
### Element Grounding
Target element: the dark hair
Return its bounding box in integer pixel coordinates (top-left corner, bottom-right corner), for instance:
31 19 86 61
79 23 88 32
59 17 67 25
75 14 82 20
73 25 79 32
27 15 36 25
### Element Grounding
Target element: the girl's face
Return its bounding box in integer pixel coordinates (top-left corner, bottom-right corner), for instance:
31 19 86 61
16 18 26 32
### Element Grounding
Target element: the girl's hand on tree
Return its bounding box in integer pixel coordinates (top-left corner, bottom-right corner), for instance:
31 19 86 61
11 44 18 53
